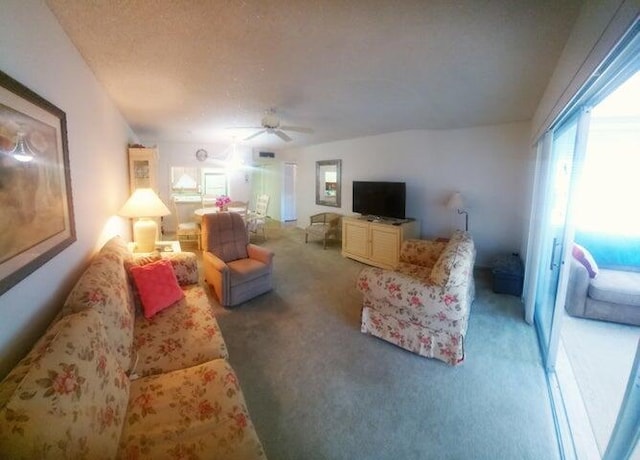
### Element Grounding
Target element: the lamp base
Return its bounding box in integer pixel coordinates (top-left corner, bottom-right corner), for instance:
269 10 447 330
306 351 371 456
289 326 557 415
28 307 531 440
133 218 157 252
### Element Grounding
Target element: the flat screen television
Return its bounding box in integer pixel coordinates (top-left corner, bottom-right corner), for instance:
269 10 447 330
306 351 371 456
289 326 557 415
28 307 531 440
352 181 406 219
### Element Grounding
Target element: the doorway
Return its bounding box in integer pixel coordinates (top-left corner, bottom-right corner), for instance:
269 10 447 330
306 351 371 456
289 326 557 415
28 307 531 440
556 70 640 459
283 163 297 222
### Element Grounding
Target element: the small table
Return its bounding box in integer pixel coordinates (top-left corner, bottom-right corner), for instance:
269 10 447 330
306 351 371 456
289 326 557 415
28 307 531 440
127 240 181 254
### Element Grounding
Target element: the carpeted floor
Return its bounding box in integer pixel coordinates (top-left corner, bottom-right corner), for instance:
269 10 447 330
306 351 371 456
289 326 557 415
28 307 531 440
190 223 560 460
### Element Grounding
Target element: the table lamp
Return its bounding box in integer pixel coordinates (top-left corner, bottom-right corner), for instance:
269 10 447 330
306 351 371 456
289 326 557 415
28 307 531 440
119 188 171 252
446 191 469 231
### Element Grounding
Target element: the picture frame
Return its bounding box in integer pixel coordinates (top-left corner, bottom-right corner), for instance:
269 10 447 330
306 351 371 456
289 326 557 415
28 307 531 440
0 70 76 295
316 159 341 207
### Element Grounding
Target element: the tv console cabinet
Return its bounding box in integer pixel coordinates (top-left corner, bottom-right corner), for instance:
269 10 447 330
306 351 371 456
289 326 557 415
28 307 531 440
342 216 420 269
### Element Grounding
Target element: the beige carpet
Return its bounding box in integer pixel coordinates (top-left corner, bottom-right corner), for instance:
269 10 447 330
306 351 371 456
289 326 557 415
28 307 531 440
560 312 640 455
178 221 561 459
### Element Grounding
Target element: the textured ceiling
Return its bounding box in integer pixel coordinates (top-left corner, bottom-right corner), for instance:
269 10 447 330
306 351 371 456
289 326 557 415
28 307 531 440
46 0 582 149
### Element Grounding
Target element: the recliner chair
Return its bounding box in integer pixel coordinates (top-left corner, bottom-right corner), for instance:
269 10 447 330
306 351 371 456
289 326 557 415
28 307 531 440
202 212 274 307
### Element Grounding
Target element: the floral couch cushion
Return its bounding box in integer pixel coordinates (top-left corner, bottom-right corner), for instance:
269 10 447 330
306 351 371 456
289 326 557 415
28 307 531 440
0 310 130 459
0 321 63 411
119 359 266 460
399 239 446 268
357 267 470 322
61 236 136 372
161 251 200 286
133 285 229 378
429 236 475 287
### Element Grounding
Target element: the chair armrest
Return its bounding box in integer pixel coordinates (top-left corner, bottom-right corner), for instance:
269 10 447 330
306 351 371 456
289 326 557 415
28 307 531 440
247 244 274 265
399 239 447 267
564 258 590 317
203 251 229 272
161 251 199 285
356 267 468 321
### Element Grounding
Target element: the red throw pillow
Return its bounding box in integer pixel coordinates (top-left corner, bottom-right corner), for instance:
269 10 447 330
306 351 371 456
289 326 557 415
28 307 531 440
572 243 599 279
129 259 184 318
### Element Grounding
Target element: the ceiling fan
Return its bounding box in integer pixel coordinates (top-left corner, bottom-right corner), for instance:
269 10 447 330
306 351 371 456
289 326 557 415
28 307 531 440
234 109 313 142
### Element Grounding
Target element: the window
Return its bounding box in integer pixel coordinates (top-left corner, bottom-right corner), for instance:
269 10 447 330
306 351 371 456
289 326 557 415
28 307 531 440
202 169 227 197
170 167 200 194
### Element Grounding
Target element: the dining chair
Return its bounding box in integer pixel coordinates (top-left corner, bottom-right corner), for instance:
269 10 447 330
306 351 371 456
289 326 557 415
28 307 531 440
246 194 269 240
228 200 249 220
172 197 201 250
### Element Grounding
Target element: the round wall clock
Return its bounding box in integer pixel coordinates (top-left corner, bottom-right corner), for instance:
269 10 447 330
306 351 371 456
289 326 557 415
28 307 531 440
195 149 208 161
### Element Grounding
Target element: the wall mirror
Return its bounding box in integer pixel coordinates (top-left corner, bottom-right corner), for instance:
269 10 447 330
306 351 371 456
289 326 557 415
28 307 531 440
316 159 341 207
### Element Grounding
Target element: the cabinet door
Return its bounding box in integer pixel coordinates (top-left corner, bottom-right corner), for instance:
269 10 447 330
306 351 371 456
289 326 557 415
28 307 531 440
343 220 369 258
370 224 400 268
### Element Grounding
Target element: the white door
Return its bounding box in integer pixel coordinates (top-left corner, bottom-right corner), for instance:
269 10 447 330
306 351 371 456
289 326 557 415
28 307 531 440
283 163 297 222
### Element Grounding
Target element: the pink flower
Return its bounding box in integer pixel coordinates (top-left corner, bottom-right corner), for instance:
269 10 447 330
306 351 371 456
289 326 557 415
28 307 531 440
442 293 457 306
233 412 248 429
197 400 215 420
97 354 107 374
134 392 153 410
99 405 115 429
52 368 79 395
215 195 231 207
202 369 217 383
87 289 105 304
387 283 401 294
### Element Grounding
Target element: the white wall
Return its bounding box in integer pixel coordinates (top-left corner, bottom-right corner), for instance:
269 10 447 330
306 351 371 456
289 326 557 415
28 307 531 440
288 122 531 266
0 0 134 378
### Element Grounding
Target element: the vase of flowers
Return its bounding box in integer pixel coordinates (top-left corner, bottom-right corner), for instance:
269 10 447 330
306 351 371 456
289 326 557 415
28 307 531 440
215 195 231 212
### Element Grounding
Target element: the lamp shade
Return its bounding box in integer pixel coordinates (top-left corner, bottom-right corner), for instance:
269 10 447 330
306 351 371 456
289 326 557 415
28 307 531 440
119 188 170 218
446 192 464 210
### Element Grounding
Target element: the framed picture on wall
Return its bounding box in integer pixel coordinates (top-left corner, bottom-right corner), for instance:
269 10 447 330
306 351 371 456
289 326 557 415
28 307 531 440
0 70 76 295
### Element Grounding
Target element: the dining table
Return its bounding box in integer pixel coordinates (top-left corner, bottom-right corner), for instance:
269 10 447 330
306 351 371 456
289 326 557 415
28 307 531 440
194 207 247 220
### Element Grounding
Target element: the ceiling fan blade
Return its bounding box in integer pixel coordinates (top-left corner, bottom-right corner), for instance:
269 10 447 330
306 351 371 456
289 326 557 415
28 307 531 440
244 130 266 141
227 126 263 130
279 125 314 134
274 130 293 142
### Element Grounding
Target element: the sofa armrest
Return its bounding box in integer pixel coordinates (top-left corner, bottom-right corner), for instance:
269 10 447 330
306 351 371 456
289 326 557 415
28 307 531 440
247 244 274 265
161 251 199 285
399 239 446 268
356 266 468 321
564 258 590 317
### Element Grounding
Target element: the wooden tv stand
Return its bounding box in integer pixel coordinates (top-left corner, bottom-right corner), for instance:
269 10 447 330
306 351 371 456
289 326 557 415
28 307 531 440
341 216 420 269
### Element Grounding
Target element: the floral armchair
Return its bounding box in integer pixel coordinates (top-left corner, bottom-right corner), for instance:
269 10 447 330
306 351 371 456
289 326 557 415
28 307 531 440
357 231 476 365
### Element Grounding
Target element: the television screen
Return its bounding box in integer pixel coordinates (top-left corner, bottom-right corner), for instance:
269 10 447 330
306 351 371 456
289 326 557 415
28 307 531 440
352 181 406 219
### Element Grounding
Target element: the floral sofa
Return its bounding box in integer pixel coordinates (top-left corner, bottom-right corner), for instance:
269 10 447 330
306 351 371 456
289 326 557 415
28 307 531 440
357 230 476 365
0 236 266 459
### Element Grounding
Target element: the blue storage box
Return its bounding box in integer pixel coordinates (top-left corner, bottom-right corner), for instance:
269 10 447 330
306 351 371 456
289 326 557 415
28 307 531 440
491 255 523 296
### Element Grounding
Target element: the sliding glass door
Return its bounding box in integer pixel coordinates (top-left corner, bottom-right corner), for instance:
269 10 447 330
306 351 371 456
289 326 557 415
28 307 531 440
527 19 640 459
533 111 589 370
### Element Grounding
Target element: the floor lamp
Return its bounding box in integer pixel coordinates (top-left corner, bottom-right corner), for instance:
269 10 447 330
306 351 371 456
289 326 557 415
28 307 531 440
447 192 469 231
119 188 171 252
